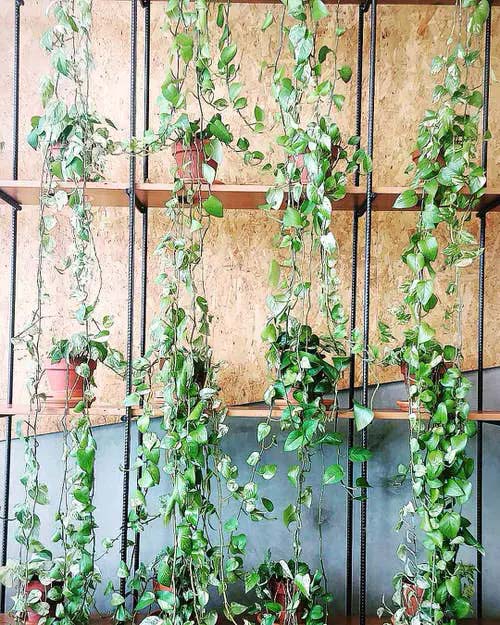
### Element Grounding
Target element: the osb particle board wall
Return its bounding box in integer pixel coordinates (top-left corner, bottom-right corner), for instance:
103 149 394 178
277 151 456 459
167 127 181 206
0 2 499 419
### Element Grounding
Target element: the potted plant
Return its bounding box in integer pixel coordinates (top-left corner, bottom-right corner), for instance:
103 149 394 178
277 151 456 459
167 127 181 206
270 323 345 408
172 115 231 183
248 554 330 625
384 336 459 411
46 331 126 407
28 109 116 182
0 554 64 625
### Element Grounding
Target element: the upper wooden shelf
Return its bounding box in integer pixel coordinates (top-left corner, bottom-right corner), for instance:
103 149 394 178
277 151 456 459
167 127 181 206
1 180 499 213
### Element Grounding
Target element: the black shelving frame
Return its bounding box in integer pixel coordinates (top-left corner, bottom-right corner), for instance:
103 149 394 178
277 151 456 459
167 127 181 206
0 0 498 620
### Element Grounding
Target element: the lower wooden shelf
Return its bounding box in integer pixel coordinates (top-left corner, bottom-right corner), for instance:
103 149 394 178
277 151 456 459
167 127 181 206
0 401 498 441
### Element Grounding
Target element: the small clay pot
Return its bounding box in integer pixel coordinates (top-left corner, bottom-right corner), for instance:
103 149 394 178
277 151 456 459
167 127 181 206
397 362 453 411
45 358 97 408
411 148 445 168
274 388 300 408
25 579 48 625
153 580 173 594
257 578 303 625
172 139 218 182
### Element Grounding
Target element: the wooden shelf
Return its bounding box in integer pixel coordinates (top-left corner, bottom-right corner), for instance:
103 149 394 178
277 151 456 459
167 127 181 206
0 402 498 440
1 180 499 212
226 403 500 421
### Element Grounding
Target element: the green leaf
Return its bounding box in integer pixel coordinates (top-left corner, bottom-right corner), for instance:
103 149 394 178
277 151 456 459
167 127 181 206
338 65 352 83
245 571 259 593
439 512 461 539
418 236 438 261
418 322 435 344
135 592 155 611
283 503 297 528
284 430 304 451
294 573 311 597
451 433 468 452
311 0 329 21
353 401 374 432
348 447 373 462
322 464 344 484
220 44 237 66
282 207 303 228
261 11 274 31
258 464 277 480
394 189 418 209
257 422 271 442
450 598 471 619
203 195 223 218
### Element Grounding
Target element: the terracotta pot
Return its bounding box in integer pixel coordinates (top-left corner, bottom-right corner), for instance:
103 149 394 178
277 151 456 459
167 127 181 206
153 580 173 593
295 146 340 185
45 358 97 408
274 388 300 408
397 362 453 411
257 578 303 625
411 148 445 168
172 139 218 182
402 582 424 617
25 579 47 625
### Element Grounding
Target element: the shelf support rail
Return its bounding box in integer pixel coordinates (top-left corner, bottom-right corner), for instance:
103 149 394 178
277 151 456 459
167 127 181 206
360 2 377 624
346 2 366 615
132 0 151 608
476 6 492 618
119 0 138 598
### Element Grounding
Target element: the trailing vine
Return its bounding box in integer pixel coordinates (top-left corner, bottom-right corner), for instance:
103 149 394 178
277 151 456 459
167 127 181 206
109 3 268 625
251 2 373 624
1 1 122 624
382 2 490 624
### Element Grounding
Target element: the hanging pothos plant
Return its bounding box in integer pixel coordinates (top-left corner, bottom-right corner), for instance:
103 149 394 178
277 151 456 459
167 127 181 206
1 1 123 624
248 2 373 625
381 2 490 624
108 3 267 625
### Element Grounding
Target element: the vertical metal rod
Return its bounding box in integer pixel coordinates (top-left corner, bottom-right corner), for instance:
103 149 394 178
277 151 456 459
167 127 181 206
132 0 150 598
360 2 376 624
346 3 364 616
476 8 491 618
142 0 150 182
1 0 23 612
120 0 138 596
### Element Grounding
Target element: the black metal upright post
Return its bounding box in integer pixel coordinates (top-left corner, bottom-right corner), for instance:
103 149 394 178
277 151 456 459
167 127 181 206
360 2 376 624
346 2 365 616
476 7 491 619
120 0 138 596
1 0 23 612
132 0 150 600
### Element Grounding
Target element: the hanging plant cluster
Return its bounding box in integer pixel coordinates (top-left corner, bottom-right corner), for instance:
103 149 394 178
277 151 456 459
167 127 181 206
0 1 124 624
381 2 490 624
108 3 269 625
246 2 374 625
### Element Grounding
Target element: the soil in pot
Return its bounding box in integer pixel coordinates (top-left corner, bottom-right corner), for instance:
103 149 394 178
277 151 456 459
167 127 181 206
172 139 218 183
45 358 97 408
